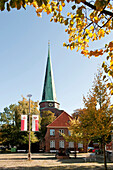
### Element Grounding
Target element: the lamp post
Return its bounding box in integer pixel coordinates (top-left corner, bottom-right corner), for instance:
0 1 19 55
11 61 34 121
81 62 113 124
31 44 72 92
27 94 32 160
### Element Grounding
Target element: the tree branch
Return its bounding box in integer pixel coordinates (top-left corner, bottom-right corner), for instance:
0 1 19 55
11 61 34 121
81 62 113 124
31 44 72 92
82 1 113 17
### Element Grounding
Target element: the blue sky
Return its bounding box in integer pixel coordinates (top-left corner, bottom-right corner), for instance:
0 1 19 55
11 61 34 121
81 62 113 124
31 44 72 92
0 5 113 114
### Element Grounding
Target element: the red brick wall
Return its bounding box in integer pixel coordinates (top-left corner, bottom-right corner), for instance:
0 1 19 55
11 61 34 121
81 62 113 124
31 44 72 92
45 128 75 152
45 127 87 153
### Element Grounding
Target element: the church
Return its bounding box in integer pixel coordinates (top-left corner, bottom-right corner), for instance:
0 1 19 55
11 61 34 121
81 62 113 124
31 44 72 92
39 44 87 153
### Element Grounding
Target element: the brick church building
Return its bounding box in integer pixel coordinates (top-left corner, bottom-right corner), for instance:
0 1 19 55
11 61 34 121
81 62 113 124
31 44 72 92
39 44 87 153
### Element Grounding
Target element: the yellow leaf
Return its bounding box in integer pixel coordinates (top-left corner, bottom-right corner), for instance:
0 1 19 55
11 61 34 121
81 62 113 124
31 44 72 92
63 42 66 47
62 2 65 7
36 8 43 13
94 16 99 23
70 20 74 25
33 1 37 8
71 14 74 18
90 26 94 30
89 32 93 38
59 5 62 12
67 12 71 16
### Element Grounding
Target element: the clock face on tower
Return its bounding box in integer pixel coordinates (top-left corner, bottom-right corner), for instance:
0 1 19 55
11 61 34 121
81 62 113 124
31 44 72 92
48 103 54 107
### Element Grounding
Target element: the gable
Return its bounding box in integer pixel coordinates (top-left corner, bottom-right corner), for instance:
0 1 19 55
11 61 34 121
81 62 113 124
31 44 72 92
47 111 72 128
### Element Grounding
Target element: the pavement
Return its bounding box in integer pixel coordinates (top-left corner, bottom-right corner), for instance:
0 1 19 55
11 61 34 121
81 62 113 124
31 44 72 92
0 153 113 170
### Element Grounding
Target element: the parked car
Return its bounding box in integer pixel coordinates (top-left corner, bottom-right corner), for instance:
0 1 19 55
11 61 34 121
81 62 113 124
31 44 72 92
92 148 100 154
88 147 94 152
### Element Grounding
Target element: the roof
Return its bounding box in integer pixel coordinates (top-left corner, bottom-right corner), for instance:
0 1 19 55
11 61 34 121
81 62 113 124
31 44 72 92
47 111 73 128
41 43 57 102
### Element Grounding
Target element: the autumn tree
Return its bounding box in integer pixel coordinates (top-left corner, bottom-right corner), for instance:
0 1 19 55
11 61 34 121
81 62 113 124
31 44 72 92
0 0 113 93
82 69 113 170
2 0 113 57
0 96 39 148
64 69 113 170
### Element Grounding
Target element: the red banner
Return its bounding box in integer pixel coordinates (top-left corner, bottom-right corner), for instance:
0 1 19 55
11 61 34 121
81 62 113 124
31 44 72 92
21 115 27 131
32 115 39 131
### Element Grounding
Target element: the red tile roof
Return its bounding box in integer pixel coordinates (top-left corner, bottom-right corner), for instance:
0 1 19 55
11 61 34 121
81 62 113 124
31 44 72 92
47 111 72 128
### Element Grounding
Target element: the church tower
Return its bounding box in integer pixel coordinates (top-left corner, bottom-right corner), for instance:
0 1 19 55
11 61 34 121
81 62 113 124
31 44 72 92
39 43 63 117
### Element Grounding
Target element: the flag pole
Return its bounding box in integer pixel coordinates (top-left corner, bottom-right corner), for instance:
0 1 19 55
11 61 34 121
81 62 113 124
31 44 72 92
27 94 32 160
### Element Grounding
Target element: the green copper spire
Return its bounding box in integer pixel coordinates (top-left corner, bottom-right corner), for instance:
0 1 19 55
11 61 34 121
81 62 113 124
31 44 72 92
41 43 57 102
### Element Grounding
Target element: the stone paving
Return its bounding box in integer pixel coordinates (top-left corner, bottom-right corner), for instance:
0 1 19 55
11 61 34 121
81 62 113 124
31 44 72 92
0 153 113 170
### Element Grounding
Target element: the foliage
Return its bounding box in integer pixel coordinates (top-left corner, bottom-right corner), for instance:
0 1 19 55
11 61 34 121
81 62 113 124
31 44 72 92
40 110 56 138
64 69 113 169
1 1 113 56
0 96 39 147
68 69 113 142
0 0 113 93
80 69 112 142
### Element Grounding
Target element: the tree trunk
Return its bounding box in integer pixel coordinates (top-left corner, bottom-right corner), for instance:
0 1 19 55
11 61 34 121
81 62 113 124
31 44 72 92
74 146 76 158
100 138 103 155
103 139 107 170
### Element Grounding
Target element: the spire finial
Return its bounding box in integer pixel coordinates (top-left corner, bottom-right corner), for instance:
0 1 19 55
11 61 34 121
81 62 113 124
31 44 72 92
48 40 50 46
48 41 50 58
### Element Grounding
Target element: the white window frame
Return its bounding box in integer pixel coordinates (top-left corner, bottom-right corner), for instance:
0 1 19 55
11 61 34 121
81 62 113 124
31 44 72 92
59 140 64 148
50 140 55 148
68 142 74 148
59 129 64 136
50 129 55 136
78 143 83 148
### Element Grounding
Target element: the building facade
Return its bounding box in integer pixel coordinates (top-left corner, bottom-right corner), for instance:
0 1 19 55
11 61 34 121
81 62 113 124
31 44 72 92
45 111 77 152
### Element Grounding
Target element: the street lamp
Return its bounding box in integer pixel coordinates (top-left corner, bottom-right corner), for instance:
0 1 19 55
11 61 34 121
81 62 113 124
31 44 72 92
27 94 32 160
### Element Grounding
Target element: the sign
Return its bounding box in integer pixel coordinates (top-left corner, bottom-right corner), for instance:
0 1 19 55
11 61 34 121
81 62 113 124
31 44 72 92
21 115 27 131
32 115 39 131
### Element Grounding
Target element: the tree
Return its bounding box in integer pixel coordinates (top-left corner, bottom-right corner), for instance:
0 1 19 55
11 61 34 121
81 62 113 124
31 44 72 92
0 96 39 148
82 69 113 170
39 110 56 150
0 0 113 93
40 110 56 138
64 69 113 170
1 1 113 56
1 1 113 55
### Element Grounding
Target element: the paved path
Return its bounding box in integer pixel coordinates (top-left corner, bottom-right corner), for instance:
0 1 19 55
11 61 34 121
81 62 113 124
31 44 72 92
0 153 113 169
